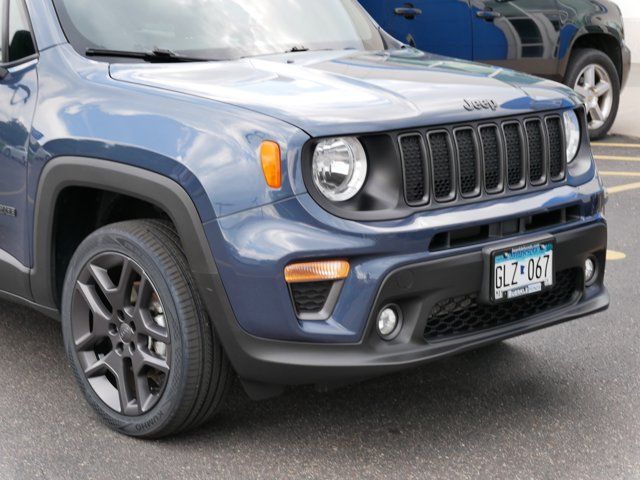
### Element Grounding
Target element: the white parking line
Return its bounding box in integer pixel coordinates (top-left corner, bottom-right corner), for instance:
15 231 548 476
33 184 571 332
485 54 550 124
595 155 640 162
599 171 640 177
607 182 640 194
592 143 640 149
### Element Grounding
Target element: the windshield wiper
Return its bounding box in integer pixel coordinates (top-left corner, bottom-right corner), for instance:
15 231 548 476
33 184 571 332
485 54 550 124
85 48 209 63
284 45 310 53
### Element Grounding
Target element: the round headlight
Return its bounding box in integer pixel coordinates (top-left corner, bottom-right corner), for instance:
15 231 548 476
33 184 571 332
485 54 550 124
563 110 581 163
312 137 368 202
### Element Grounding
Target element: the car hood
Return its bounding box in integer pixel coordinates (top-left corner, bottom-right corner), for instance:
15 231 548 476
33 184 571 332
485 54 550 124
110 49 580 137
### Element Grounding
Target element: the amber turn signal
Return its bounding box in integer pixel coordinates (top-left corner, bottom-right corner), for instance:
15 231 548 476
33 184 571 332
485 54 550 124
260 140 282 189
284 260 350 284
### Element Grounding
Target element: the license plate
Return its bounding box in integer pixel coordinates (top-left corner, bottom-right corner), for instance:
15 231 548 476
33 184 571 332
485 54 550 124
492 241 554 302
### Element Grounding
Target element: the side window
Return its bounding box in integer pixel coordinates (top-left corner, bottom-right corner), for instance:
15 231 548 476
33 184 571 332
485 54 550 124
7 0 35 63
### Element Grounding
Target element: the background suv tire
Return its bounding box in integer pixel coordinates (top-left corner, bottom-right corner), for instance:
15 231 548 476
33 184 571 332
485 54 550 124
564 48 621 140
61 220 232 438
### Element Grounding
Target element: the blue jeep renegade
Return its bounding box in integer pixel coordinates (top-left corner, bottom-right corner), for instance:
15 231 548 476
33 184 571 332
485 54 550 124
0 0 608 437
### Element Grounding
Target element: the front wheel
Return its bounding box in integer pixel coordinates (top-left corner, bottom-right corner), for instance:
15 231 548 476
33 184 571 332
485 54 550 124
61 220 232 438
564 48 621 140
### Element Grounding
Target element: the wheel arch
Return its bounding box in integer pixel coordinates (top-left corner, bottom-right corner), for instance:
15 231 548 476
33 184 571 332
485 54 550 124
31 156 220 313
561 31 624 83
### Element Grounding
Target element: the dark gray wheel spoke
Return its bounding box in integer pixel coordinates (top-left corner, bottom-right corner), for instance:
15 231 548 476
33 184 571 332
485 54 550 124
133 349 170 376
137 309 170 344
133 277 153 311
74 330 105 351
76 281 111 324
74 282 113 351
113 258 137 309
88 263 118 305
71 252 171 417
107 355 137 415
84 350 117 378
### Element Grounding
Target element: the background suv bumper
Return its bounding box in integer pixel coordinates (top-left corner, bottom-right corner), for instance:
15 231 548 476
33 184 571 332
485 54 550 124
622 42 631 90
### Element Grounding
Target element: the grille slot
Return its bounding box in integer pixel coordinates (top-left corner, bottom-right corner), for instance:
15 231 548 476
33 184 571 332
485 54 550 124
503 122 525 189
546 117 565 181
424 269 580 341
399 134 428 205
290 281 333 315
454 128 480 197
428 204 582 252
526 119 545 184
428 131 455 202
479 125 503 193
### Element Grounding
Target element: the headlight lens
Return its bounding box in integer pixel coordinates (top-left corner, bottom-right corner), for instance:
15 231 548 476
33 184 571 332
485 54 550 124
312 137 368 202
563 110 581 163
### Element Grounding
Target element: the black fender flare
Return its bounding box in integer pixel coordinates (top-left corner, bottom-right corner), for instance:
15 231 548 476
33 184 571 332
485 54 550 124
31 156 274 396
31 156 219 310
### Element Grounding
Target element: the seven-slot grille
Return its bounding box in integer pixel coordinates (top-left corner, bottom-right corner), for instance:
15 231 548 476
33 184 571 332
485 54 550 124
399 113 567 207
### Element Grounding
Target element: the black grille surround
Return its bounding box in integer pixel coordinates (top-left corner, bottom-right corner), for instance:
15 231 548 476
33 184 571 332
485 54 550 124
301 109 577 222
424 268 581 341
398 111 568 209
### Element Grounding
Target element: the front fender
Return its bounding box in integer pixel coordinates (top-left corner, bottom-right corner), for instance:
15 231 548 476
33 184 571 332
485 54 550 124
30 44 309 226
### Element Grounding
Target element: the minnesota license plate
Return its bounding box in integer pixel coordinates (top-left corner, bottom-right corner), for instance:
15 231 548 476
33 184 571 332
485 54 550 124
492 242 554 302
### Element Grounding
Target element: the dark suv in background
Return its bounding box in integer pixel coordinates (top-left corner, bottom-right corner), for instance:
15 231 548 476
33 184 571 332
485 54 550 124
360 0 631 139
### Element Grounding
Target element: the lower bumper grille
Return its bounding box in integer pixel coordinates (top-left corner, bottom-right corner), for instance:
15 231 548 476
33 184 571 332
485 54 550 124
424 269 581 341
290 281 333 315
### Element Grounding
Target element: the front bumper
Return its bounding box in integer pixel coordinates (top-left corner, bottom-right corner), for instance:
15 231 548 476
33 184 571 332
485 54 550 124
200 219 608 390
621 42 631 91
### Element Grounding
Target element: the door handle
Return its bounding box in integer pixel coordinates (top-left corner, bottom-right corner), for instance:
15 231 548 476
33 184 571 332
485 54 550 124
394 6 423 20
476 10 503 21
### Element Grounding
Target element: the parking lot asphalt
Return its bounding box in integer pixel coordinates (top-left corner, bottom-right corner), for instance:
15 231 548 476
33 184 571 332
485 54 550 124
1 139 640 480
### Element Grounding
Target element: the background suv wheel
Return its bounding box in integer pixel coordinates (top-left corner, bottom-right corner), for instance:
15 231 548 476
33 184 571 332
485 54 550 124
61 220 232 438
565 48 621 140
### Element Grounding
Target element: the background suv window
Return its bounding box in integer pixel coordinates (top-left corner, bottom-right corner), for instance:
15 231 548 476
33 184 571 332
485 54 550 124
8 0 35 63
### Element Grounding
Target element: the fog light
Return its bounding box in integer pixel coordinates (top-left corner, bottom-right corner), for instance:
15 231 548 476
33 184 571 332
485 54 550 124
584 257 597 285
377 305 402 340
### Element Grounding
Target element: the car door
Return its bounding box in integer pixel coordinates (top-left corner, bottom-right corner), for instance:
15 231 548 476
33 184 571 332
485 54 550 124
0 0 38 288
470 0 562 78
360 0 474 60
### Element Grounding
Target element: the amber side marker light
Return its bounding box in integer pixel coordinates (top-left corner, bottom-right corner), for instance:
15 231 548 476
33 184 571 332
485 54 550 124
260 140 282 189
284 260 350 284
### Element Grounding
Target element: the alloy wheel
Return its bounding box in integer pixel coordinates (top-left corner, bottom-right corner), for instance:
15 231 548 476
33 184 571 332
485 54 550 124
71 253 171 416
573 63 614 132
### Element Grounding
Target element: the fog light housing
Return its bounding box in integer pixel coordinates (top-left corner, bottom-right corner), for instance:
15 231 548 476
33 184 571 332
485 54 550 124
584 257 597 286
376 305 402 340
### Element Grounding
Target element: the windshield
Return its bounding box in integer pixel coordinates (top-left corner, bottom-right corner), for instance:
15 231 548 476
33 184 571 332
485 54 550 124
52 0 386 61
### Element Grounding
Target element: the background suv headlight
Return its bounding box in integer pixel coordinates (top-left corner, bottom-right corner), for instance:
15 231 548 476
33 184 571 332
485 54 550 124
563 110 581 163
312 137 368 202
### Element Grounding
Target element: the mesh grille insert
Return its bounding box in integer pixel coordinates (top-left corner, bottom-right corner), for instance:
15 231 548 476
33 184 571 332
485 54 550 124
393 112 567 212
480 126 502 192
400 135 427 204
455 129 479 196
424 269 580 341
290 282 332 315
546 117 565 180
526 120 545 183
504 123 524 188
429 132 454 201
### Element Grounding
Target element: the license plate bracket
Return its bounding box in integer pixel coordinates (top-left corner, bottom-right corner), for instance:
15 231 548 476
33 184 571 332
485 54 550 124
491 240 555 303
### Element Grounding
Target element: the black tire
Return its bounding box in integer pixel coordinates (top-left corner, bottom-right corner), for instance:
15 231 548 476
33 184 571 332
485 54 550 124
564 48 621 140
61 220 232 438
